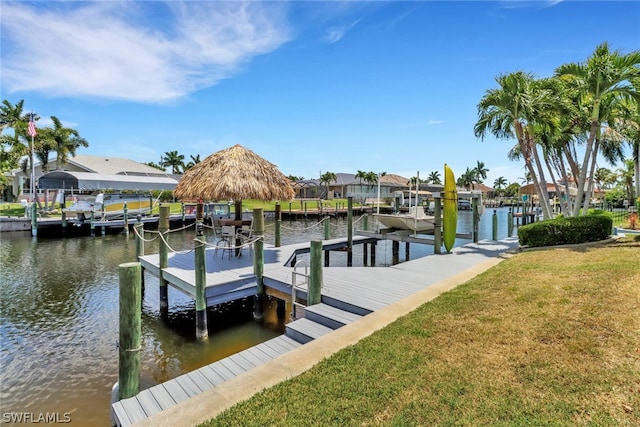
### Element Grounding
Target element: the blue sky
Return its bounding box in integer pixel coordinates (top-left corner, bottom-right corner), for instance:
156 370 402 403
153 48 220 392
2 1 639 186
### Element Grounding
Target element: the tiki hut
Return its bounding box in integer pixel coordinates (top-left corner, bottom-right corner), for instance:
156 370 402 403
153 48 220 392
173 144 295 219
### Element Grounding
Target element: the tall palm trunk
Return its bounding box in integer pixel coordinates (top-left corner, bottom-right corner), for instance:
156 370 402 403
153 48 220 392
634 141 640 198
544 152 568 216
582 139 601 215
573 103 600 216
530 139 553 219
515 121 548 219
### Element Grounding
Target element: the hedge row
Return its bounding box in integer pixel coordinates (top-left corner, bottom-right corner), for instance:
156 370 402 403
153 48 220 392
518 213 613 248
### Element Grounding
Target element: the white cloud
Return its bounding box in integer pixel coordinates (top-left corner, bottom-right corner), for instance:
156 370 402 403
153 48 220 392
323 19 361 44
1 1 291 104
427 120 444 126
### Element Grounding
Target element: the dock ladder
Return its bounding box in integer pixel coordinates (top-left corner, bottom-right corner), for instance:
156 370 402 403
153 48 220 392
291 260 309 319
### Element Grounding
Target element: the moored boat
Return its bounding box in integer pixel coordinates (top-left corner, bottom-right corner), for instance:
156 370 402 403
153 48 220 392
63 193 152 220
373 206 435 232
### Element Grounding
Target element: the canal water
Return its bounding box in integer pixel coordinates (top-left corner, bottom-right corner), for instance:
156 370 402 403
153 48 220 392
0 208 516 426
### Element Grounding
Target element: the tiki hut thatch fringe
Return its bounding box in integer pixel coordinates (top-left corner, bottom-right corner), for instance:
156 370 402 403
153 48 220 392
173 144 295 202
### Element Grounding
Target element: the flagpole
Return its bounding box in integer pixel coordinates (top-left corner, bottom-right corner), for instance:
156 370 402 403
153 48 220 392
31 134 35 203
28 112 36 205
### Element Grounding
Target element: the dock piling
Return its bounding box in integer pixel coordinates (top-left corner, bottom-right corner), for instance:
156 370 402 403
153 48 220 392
253 208 265 320
472 198 479 243
308 241 322 306
508 208 514 237
324 215 330 267
492 209 498 241
123 202 129 235
194 237 208 341
159 205 170 320
433 196 442 254
30 202 38 237
118 262 141 401
347 197 353 267
275 203 281 247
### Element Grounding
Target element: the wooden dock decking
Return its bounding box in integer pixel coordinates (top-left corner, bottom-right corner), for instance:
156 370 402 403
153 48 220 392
112 237 520 426
137 236 378 306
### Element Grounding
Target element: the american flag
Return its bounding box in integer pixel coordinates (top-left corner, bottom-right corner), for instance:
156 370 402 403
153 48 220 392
27 113 37 138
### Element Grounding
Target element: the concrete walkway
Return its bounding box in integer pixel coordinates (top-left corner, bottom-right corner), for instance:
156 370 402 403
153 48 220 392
132 237 521 427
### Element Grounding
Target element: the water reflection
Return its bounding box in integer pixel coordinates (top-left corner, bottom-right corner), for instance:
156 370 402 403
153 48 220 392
0 230 283 426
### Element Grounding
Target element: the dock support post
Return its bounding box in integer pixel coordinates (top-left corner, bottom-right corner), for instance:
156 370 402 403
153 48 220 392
61 212 67 236
371 242 376 266
159 205 170 320
123 202 129 235
135 223 144 258
118 262 141 401
181 203 186 224
90 211 95 237
30 202 37 237
275 203 281 247
276 299 286 320
508 208 514 237
363 243 368 266
134 223 145 297
434 195 442 254
405 242 410 261
194 234 208 341
492 209 498 240
253 208 265 320
472 198 479 243
323 215 330 266
392 241 400 265
309 240 322 306
347 196 353 267
196 202 204 235
324 216 330 239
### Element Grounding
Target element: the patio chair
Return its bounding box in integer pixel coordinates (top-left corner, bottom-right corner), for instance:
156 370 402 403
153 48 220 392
235 220 254 258
214 225 235 259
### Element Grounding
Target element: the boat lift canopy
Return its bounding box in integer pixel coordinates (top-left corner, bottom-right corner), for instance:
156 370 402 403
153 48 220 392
38 171 178 191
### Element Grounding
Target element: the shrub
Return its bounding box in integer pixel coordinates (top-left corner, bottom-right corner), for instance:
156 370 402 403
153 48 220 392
518 213 613 248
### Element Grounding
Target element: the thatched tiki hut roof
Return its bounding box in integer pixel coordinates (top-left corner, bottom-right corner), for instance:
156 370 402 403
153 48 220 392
173 144 295 203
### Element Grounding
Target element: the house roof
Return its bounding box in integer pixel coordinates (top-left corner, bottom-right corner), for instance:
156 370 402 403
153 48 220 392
39 171 178 191
65 154 167 176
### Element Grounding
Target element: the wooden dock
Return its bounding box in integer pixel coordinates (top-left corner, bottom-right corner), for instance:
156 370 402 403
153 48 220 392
111 237 520 426
136 236 378 307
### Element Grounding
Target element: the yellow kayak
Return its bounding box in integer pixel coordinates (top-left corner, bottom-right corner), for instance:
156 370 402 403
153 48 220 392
443 164 458 252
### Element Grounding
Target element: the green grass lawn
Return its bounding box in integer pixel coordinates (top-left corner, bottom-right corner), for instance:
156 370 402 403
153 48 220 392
201 238 640 427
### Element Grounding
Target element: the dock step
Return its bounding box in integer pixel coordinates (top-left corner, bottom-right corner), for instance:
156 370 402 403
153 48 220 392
304 303 363 330
285 317 334 344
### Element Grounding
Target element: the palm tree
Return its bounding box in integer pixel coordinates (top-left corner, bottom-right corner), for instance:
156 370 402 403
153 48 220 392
319 171 337 199
161 151 185 174
427 170 441 185
474 160 489 183
493 176 508 195
555 42 640 215
184 154 201 171
457 167 476 190
0 100 29 179
145 161 165 171
355 170 367 193
617 159 636 205
47 116 88 168
475 71 555 219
